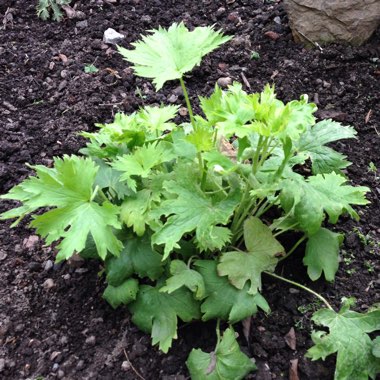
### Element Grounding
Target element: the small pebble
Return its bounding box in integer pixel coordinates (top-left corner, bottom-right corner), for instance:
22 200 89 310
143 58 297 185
289 288 300 294
57 369 65 379
167 94 178 103
227 12 239 23
273 16 282 24
103 28 125 45
44 260 53 271
42 278 55 290
0 358 4 372
121 361 131 371
85 336 96 346
217 77 232 88
264 31 280 41
76 20 88 29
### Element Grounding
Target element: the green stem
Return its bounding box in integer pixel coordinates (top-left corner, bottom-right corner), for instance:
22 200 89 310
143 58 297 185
264 271 334 311
278 236 307 262
179 77 195 129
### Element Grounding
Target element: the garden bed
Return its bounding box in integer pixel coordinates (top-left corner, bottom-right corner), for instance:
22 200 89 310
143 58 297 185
0 1 379 379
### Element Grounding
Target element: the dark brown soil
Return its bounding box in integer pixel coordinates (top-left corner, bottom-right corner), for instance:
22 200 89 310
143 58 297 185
0 1 379 379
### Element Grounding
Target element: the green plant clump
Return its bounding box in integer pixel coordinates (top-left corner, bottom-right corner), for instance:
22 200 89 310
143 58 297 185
36 0 71 21
2 23 379 380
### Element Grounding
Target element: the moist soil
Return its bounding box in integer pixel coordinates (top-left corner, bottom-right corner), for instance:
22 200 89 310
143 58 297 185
0 1 379 379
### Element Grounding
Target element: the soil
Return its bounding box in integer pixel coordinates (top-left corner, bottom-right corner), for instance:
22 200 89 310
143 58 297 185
0 1 379 379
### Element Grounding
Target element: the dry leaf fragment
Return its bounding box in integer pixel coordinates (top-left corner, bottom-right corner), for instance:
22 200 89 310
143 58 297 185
285 327 296 350
289 359 300 380
219 137 236 162
242 316 252 342
365 109 373 124
105 67 122 79
270 70 279 80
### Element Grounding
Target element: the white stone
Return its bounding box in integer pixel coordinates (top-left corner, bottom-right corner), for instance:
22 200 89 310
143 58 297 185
103 28 125 45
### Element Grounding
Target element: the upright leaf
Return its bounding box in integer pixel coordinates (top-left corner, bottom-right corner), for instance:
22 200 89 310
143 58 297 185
103 278 139 309
297 120 357 174
118 23 231 90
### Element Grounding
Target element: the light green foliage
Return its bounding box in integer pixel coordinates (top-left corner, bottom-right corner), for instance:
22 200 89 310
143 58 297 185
112 141 176 192
151 181 239 259
304 228 344 281
129 285 201 353
218 218 284 294
137 105 179 134
187 327 256 380
307 299 380 380
280 172 369 235
297 120 356 174
0 156 122 261
195 261 270 323
118 22 232 90
37 0 71 21
160 260 206 300
103 278 139 309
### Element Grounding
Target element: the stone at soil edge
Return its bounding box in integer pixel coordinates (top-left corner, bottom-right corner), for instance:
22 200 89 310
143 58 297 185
284 0 380 46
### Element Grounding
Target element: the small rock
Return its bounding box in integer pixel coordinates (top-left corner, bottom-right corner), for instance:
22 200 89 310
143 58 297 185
60 70 69 79
167 94 178 103
227 12 239 23
50 351 62 361
76 20 88 29
42 278 55 290
274 16 282 24
62 274 71 281
103 28 125 45
58 80 68 91
264 31 280 40
217 77 232 88
121 361 131 371
216 7 226 16
0 251 7 261
323 80 331 88
44 260 53 271
85 336 96 346
28 262 41 272
52 363 59 372
289 288 300 294
179 107 188 116
76 360 85 370
0 358 5 372
57 369 65 379
59 335 69 345
141 15 151 23
23 235 39 249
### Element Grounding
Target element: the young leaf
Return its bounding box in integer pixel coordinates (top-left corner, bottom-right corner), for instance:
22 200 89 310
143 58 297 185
280 172 370 235
151 181 239 259
120 189 160 236
303 227 344 281
105 235 163 286
0 156 122 261
297 119 357 174
186 327 256 380
118 22 231 90
195 260 270 323
103 278 139 309
200 83 255 138
218 217 284 295
137 104 179 135
111 141 176 192
129 285 201 353
160 260 206 300
306 299 380 380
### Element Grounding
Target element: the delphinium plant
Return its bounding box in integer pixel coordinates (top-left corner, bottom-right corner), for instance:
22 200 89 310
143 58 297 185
2 23 379 380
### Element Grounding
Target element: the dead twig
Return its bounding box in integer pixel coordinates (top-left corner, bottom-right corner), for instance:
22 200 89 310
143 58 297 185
123 349 146 380
296 29 323 51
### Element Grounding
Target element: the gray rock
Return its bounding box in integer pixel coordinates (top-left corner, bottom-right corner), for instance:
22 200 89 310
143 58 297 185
42 278 55 290
217 77 232 88
44 260 53 271
284 0 380 46
85 335 96 346
103 28 125 45
0 358 5 372
76 20 88 29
